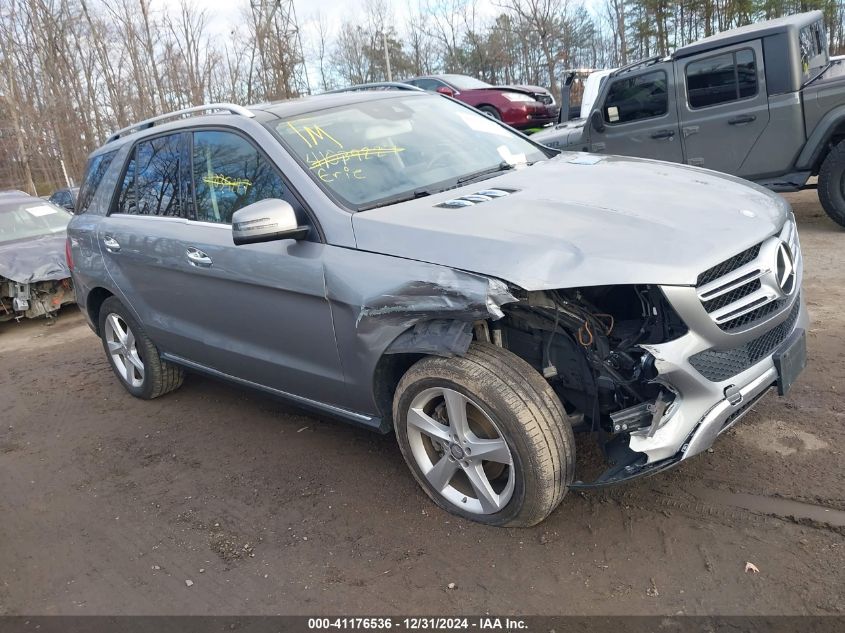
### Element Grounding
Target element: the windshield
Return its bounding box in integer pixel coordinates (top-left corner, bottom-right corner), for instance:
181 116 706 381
0 199 71 243
445 75 492 90
274 94 548 209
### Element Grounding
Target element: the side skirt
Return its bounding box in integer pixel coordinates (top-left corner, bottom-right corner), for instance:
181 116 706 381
161 353 389 434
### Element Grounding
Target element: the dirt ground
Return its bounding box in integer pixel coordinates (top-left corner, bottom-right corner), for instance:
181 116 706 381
0 189 843 616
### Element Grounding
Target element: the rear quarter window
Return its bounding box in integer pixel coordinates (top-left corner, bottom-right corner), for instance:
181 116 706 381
76 151 117 214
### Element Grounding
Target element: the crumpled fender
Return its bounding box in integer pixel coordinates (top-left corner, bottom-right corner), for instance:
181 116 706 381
321 248 518 415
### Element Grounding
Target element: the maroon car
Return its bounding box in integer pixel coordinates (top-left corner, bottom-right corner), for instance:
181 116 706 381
404 74 560 130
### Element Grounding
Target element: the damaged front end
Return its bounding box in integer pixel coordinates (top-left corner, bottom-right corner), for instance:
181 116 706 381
0 277 74 322
496 284 689 487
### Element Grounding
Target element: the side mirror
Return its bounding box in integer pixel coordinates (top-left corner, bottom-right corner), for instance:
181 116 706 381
590 110 606 133
231 199 309 246
436 85 456 97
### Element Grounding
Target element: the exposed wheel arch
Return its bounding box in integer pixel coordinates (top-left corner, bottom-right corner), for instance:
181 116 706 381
86 287 114 335
373 319 477 426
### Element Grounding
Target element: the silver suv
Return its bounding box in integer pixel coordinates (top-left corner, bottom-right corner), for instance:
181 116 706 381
68 92 807 527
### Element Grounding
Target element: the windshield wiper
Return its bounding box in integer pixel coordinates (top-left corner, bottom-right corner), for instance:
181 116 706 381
456 161 517 186
357 188 431 211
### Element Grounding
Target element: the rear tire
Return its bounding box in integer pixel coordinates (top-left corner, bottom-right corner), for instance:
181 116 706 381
98 297 184 399
818 139 845 228
393 342 575 527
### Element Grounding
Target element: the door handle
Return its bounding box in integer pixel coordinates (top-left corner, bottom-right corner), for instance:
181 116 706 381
186 247 212 268
728 115 756 125
102 235 121 252
650 129 675 140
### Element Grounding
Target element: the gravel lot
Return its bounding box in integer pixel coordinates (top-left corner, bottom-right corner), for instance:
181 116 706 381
0 189 842 616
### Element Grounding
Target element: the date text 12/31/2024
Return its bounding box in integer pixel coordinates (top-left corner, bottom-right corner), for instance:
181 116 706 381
307 617 528 630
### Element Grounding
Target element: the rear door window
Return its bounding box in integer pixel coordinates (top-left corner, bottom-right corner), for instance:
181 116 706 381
686 49 758 109
113 134 183 216
190 130 287 224
603 71 668 124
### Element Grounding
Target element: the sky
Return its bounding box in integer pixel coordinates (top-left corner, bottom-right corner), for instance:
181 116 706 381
188 0 500 41
152 0 502 89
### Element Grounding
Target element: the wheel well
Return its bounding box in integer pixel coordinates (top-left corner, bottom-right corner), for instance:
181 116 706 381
86 287 113 335
813 124 845 173
372 352 424 428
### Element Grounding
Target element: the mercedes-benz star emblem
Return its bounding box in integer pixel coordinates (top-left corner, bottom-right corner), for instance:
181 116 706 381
774 241 796 296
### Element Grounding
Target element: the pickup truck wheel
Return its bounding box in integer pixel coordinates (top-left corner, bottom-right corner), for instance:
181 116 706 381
393 342 575 527
818 139 845 228
98 297 184 399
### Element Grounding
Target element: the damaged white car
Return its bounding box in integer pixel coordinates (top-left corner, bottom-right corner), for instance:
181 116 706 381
68 92 807 526
0 192 74 322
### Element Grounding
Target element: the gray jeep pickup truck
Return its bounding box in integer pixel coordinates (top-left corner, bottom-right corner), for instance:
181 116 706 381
534 11 845 228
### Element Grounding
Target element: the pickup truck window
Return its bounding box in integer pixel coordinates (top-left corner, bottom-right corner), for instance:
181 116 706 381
686 49 757 109
603 70 668 124
799 21 828 79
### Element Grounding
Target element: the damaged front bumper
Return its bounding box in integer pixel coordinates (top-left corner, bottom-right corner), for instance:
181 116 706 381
629 290 809 467
572 292 808 489
0 278 74 321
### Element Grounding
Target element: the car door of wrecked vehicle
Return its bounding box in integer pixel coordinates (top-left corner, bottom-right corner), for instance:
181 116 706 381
162 128 348 407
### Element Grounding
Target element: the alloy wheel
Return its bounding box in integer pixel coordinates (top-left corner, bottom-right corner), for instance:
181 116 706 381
104 313 145 388
406 387 514 515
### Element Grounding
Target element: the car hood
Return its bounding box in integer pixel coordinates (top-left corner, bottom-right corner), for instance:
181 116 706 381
532 119 586 147
0 233 69 283
351 154 789 291
498 84 550 95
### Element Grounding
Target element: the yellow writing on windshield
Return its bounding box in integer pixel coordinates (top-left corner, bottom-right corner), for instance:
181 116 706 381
307 146 405 170
287 121 344 149
202 174 252 194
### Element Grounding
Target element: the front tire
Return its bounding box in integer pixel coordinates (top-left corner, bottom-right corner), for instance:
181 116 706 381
478 105 502 120
98 297 184 399
818 139 845 228
393 342 575 527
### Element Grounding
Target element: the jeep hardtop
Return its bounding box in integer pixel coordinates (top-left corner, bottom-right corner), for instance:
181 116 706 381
534 11 845 228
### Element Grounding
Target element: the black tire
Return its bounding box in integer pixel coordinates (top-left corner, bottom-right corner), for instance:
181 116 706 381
98 296 184 399
393 342 575 527
818 139 845 228
478 105 501 120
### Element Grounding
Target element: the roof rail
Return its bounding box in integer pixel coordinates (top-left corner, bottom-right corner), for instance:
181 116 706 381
610 56 662 77
323 82 424 94
106 103 255 143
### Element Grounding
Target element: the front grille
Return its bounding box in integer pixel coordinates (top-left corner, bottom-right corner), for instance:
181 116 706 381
695 218 801 332
701 279 761 313
718 297 789 330
689 296 801 382
697 243 761 286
